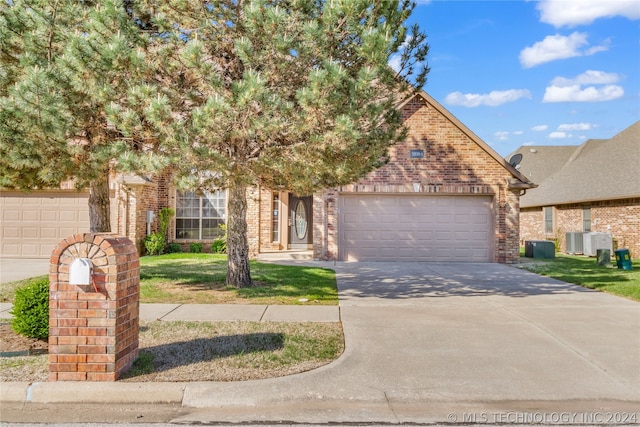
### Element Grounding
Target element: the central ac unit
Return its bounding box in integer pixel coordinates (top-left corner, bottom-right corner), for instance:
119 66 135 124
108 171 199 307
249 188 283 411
583 232 613 257
566 232 585 254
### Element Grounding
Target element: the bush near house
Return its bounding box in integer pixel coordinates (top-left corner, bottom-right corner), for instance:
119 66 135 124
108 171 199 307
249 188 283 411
144 233 165 256
10 277 49 339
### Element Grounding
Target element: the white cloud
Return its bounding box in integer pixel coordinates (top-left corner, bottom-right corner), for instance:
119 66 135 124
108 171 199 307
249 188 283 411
388 55 402 73
388 36 420 73
531 125 549 131
494 130 524 141
558 122 595 131
519 32 609 68
543 84 624 102
537 0 640 27
445 89 531 107
494 131 510 141
551 70 621 87
543 70 624 102
549 131 571 139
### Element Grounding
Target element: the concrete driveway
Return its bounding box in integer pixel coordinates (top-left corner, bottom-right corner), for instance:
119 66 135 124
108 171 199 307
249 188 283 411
175 262 640 424
1 260 638 424
0 258 50 284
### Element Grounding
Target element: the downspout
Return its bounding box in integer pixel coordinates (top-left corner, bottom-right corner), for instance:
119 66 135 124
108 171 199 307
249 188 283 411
323 192 328 260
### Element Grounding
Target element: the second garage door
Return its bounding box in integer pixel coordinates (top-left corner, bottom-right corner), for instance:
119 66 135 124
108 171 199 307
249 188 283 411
1 190 91 258
338 194 493 262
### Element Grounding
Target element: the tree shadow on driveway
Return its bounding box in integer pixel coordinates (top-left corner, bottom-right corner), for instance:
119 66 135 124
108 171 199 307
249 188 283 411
334 262 597 301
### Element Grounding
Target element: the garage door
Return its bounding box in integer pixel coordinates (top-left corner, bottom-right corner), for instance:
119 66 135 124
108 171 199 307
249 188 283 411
1 191 90 258
338 194 493 262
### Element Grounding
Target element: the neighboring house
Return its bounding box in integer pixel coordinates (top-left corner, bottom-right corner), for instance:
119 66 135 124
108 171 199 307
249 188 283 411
508 121 640 257
1 91 535 263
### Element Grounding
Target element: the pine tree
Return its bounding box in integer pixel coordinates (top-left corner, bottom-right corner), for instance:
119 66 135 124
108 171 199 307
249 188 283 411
2 0 429 288
0 0 163 232
135 0 429 287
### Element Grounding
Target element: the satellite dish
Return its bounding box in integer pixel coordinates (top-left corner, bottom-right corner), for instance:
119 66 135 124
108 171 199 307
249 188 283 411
508 153 523 167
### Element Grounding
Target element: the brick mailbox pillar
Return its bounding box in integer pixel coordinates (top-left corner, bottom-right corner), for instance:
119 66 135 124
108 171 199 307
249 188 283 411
49 233 140 381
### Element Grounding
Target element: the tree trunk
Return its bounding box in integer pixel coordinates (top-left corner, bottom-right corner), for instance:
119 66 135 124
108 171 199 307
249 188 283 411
226 182 253 288
88 171 111 233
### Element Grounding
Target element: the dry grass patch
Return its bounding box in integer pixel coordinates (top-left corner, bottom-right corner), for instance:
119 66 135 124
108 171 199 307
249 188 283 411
1 320 344 382
126 320 345 381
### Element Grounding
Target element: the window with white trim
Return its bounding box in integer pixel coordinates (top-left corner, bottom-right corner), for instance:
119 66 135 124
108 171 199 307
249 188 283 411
543 206 553 234
582 206 591 232
176 190 226 240
272 193 280 242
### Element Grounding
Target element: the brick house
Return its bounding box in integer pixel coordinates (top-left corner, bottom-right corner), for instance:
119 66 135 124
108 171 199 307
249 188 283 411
1 91 535 263
509 121 639 257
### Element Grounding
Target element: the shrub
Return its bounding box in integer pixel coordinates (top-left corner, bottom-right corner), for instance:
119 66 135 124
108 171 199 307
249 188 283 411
158 208 174 239
189 242 203 253
211 239 226 254
144 208 175 256
10 277 49 340
166 242 182 253
211 224 227 254
144 232 165 256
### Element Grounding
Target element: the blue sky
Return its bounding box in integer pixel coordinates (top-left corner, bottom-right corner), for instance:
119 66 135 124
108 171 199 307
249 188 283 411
396 0 640 157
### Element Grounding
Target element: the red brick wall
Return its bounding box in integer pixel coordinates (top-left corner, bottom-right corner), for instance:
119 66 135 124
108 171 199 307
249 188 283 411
49 233 139 381
312 95 521 263
521 198 640 257
246 186 260 258
133 94 523 263
113 181 158 254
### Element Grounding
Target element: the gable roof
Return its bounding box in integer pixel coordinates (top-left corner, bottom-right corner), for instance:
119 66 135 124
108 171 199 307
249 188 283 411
399 91 536 190
509 121 640 208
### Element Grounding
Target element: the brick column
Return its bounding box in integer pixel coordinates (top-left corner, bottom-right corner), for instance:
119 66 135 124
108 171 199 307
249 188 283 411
49 233 140 381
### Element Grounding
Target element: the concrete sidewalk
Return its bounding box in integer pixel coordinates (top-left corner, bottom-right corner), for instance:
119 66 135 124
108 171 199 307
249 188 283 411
1 262 639 425
1 302 340 323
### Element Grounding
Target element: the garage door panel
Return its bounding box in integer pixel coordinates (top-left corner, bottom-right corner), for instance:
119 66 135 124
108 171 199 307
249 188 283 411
339 194 493 262
415 230 435 240
22 228 39 238
41 228 59 238
3 211 20 221
41 211 58 221
435 214 451 223
2 227 19 238
20 244 39 257
23 210 39 221
378 213 398 223
376 198 397 207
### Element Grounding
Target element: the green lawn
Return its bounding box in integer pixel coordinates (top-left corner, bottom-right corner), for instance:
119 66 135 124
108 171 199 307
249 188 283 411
519 253 639 302
139 253 338 305
1 254 338 305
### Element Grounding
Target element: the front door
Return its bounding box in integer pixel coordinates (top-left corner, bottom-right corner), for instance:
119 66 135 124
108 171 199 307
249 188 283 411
288 195 313 250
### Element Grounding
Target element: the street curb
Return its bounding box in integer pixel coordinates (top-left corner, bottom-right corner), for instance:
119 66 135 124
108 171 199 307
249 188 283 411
3 382 186 404
1 382 30 403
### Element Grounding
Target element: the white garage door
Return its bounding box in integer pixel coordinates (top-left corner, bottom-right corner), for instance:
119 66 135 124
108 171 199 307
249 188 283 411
339 194 493 262
1 191 90 258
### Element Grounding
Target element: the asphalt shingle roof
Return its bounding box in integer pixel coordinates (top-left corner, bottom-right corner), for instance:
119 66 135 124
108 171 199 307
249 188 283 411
507 121 640 208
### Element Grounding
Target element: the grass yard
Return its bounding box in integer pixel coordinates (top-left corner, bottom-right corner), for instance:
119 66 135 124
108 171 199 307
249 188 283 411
139 253 338 305
519 253 639 302
0 254 338 305
0 276 46 303
2 320 345 382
